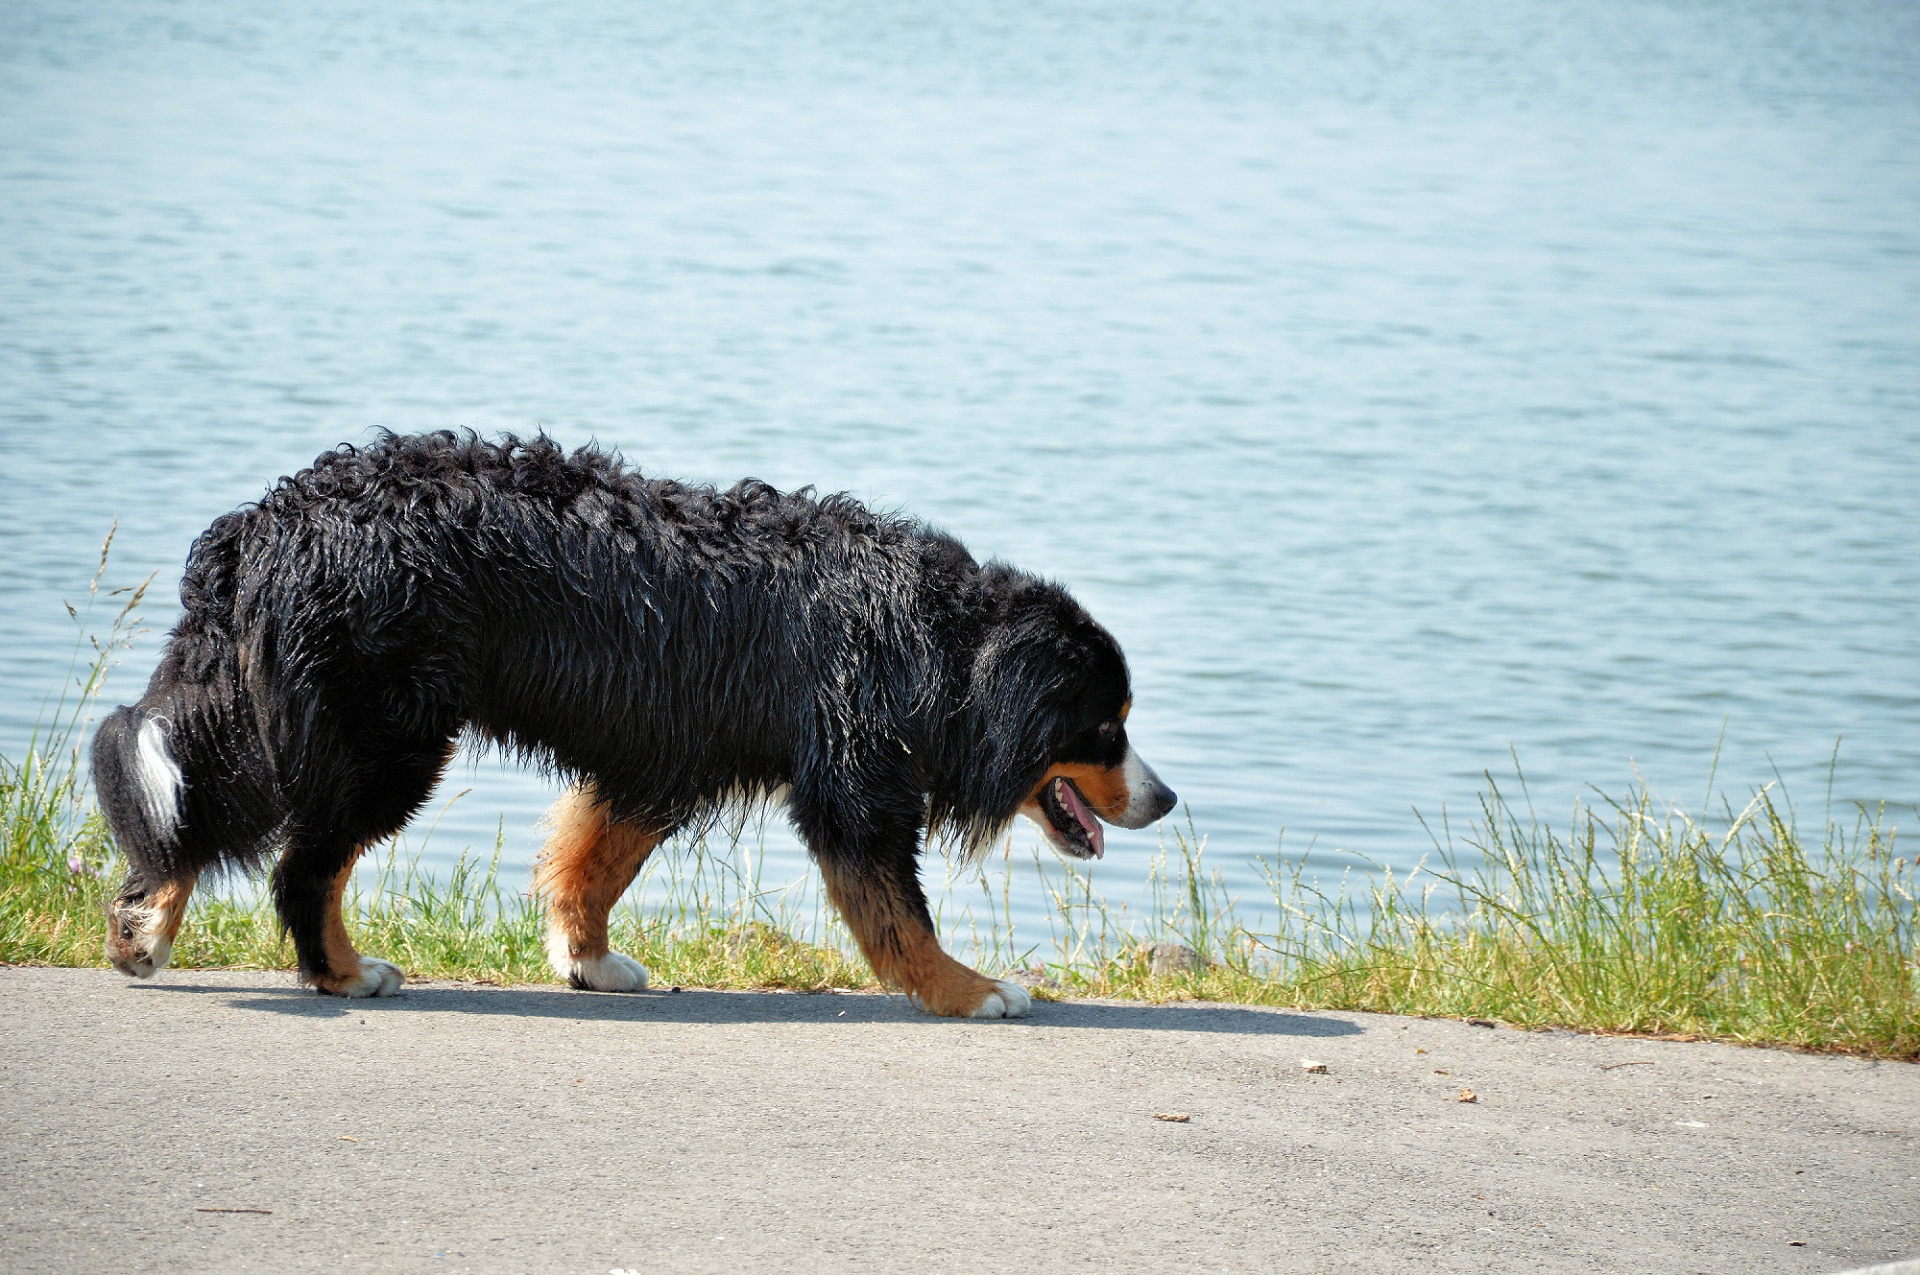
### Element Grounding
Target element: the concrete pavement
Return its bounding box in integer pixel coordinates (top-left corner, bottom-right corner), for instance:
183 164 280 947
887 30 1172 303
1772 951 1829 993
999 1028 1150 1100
2 966 1915 1273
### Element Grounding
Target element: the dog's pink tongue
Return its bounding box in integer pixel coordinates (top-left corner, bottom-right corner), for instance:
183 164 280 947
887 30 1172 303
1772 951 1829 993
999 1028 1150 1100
1059 780 1105 859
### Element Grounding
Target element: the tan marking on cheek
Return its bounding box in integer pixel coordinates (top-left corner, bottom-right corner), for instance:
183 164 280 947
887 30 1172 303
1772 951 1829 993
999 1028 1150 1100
1029 761 1132 820
1023 767 1057 807
105 872 199 968
148 875 197 943
103 901 136 967
1120 699 1132 722
534 783 662 962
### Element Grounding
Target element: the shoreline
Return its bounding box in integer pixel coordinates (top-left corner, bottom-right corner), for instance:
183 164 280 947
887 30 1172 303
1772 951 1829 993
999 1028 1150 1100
5 789 1914 1059
6 769 1916 1059
5 594 1915 1060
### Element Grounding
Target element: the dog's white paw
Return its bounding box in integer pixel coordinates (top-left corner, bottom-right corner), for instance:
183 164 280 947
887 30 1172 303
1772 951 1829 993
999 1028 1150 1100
969 979 1033 1019
331 956 405 998
561 950 651 993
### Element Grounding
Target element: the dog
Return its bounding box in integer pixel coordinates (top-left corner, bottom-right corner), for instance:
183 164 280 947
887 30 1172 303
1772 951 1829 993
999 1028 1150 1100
90 431 1176 1017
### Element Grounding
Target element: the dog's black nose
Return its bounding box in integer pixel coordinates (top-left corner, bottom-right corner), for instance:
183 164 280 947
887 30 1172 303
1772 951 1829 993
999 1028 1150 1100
1149 778 1177 822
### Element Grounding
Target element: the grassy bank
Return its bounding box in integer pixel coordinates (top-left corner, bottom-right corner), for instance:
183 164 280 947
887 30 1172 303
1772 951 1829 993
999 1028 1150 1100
4 561 1916 1058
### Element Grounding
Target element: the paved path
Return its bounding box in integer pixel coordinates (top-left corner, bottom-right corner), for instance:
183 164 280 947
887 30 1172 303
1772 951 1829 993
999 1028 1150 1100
2 966 1915 1273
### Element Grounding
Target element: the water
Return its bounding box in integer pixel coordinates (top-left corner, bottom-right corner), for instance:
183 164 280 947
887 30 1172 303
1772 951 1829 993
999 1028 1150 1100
3 1 1916 933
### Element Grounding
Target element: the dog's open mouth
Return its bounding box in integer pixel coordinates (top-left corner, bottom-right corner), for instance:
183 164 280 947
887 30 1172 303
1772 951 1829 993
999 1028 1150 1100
1038 776 1106 860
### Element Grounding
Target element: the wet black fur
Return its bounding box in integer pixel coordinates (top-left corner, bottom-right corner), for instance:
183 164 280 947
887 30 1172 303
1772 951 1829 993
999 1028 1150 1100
90 431 1139 980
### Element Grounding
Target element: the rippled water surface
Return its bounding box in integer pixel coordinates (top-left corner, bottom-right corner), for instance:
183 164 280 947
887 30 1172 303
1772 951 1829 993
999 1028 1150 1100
3 1 1916 930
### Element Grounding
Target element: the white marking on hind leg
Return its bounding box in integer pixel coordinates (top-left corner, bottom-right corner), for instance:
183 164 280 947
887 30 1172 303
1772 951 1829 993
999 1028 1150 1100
546 928 650 992
134 716 184 840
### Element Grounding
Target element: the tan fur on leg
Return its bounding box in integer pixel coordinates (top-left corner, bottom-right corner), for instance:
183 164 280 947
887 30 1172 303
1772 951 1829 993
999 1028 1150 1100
816 858 1030 1019
534 783 661 990
307 848 404 997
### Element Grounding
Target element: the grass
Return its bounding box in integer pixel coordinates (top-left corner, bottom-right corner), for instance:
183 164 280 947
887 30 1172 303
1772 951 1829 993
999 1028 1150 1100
4 548 1916 1059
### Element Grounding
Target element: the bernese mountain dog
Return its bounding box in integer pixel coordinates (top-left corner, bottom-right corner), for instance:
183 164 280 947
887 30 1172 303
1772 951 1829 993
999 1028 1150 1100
89 432 1175 1018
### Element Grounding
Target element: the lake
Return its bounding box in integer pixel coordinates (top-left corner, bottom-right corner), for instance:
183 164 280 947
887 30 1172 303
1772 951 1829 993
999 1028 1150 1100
3 0 1915 936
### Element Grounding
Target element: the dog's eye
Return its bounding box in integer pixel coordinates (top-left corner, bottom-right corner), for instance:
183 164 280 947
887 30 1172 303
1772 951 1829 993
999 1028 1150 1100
1098 721 1120 740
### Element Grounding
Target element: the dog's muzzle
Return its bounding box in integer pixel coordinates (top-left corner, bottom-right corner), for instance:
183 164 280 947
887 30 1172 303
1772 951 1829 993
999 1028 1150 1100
1113 747 1177 829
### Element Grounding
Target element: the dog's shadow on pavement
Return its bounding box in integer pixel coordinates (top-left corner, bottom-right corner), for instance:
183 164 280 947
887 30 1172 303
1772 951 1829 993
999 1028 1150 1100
142 980 1364 1037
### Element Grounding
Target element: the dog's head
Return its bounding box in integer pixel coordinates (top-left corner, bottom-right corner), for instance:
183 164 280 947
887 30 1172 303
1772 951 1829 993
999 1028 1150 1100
1017 693 1175 861
943 571 1176 859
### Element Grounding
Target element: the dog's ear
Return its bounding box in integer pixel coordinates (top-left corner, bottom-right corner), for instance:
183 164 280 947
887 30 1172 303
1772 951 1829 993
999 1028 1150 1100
931 581 1084 852
972 624 1072 771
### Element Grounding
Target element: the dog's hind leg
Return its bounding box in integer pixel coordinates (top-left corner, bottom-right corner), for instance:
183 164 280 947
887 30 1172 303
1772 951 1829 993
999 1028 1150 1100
533 783 662 992
813 835 1031 1020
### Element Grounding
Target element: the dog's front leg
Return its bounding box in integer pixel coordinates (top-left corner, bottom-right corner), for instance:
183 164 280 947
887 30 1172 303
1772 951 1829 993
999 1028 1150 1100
814 835 1030 1020
273 837 405 998
534 783 663 992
